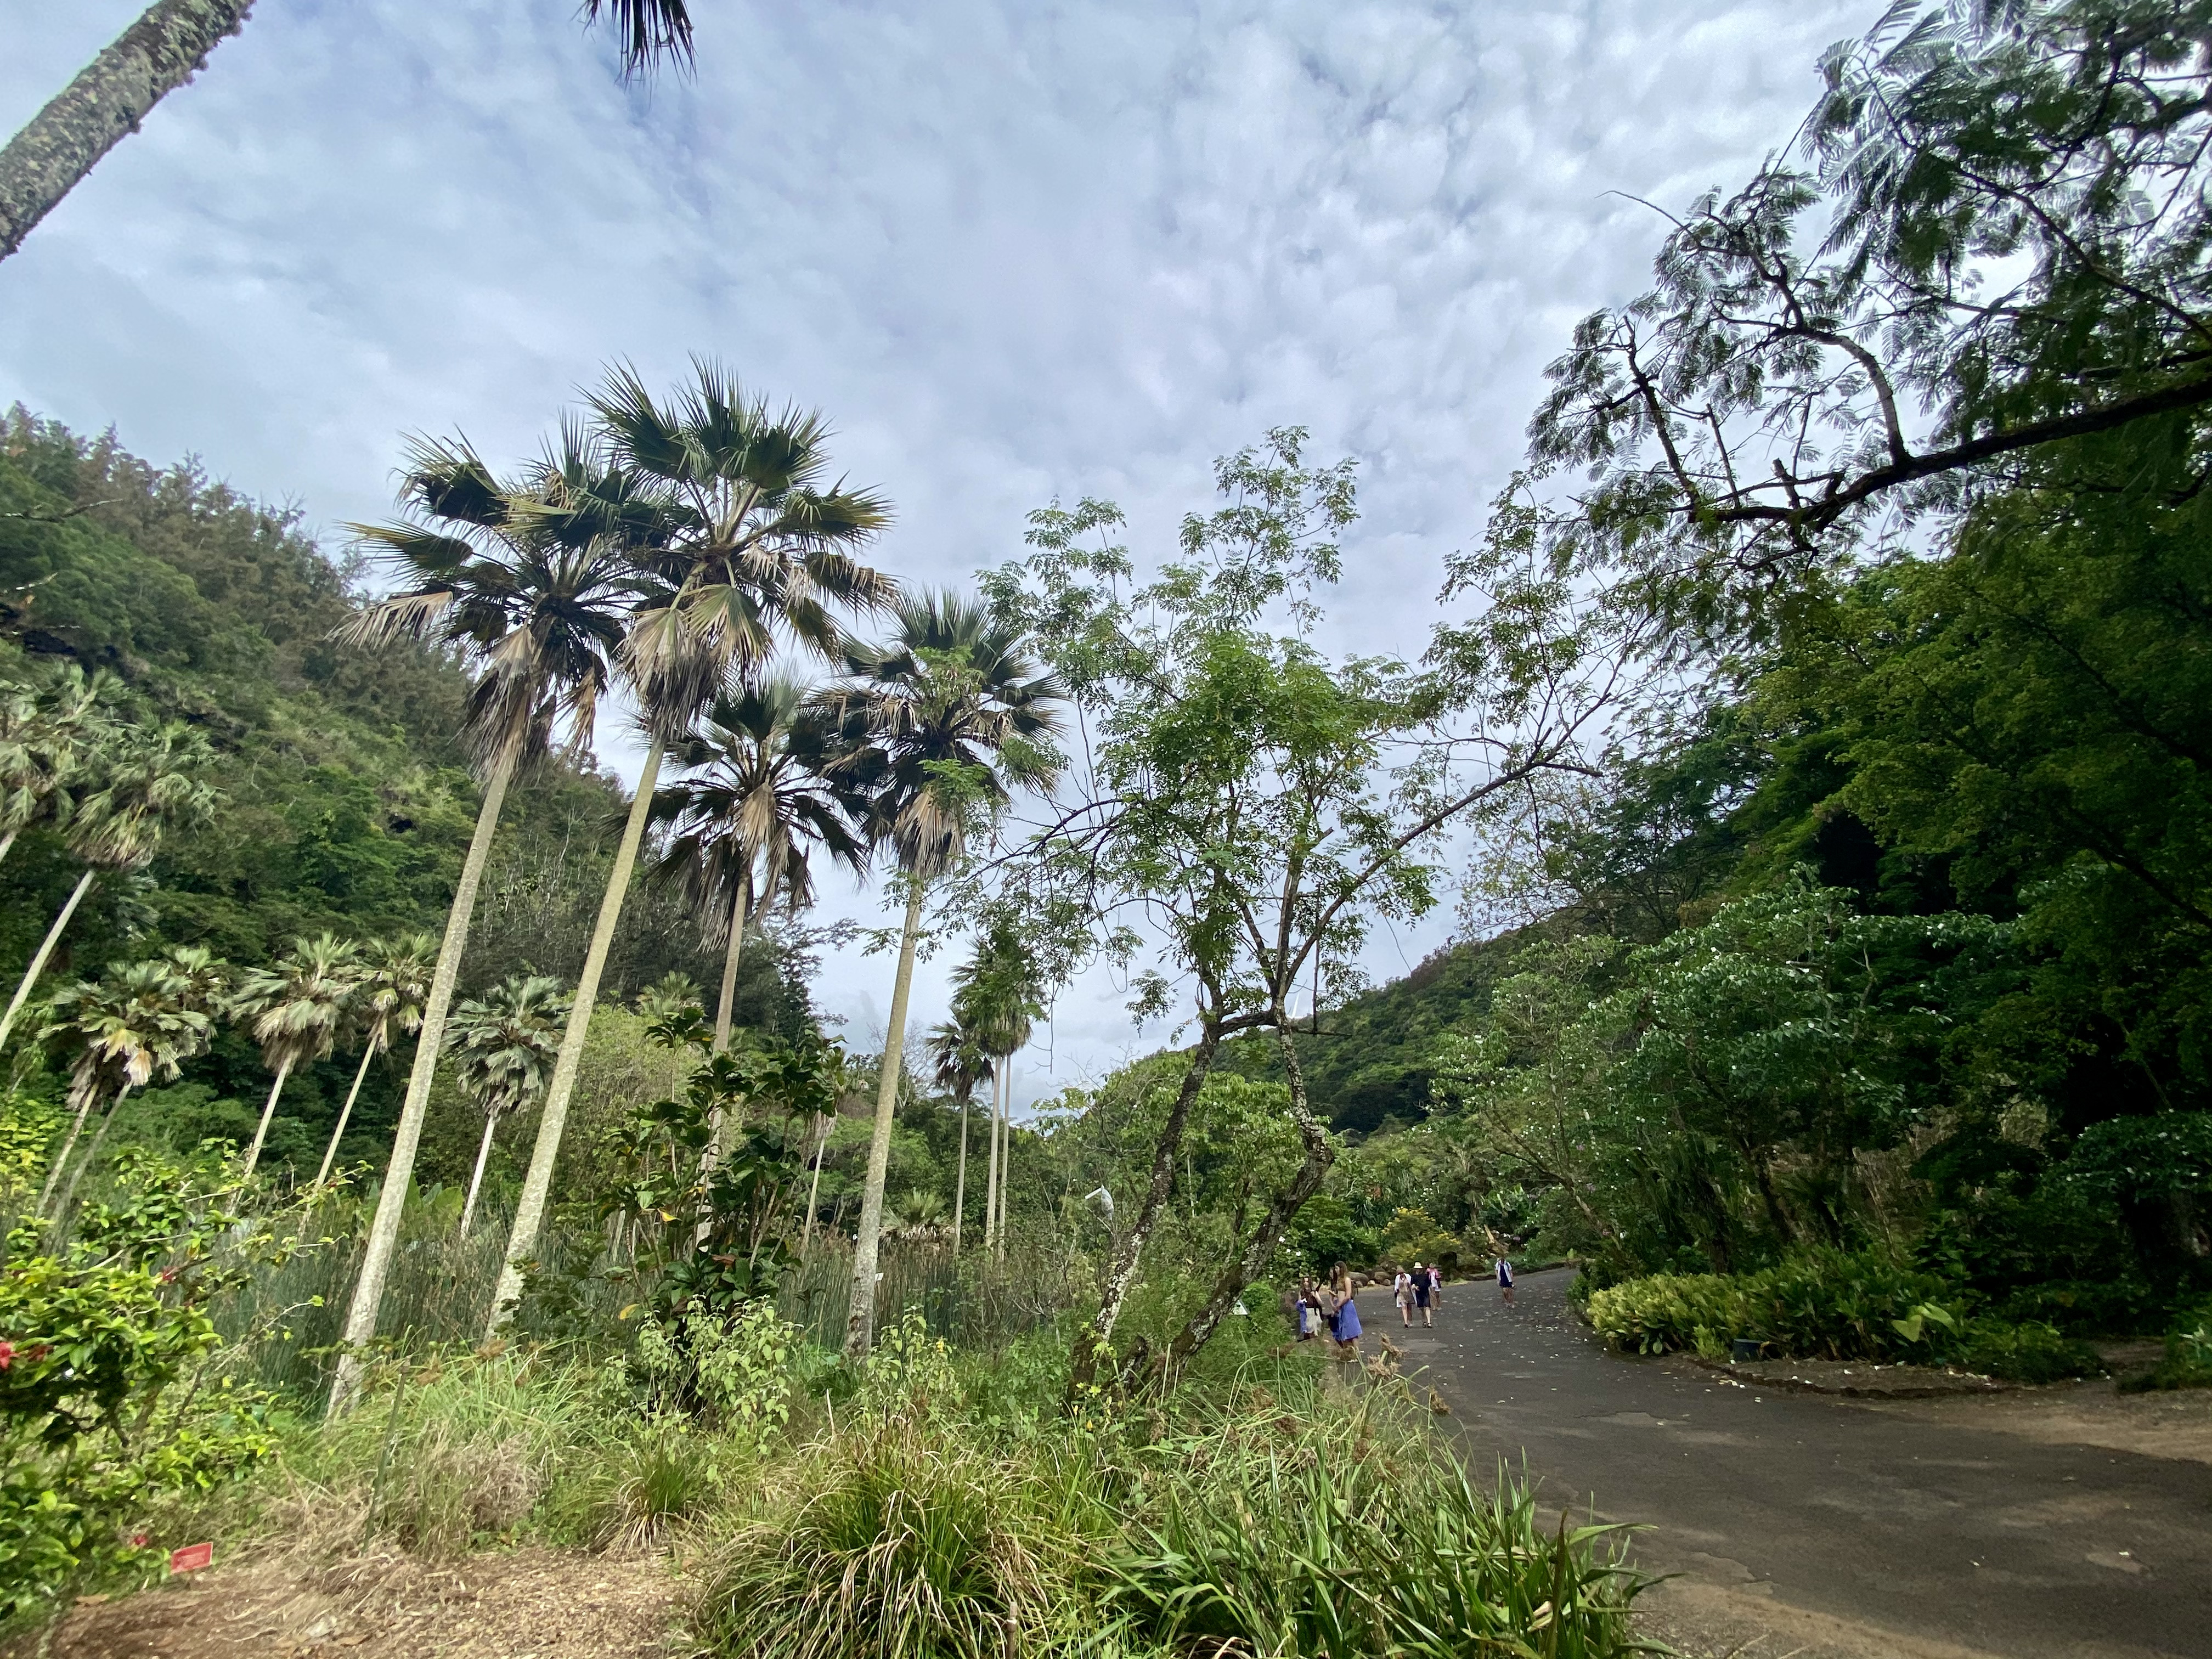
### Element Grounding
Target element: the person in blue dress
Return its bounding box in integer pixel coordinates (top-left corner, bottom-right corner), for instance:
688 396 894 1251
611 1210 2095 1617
1328 1262 1363 1357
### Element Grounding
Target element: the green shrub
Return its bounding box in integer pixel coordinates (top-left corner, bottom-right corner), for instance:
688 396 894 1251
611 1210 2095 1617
1107 1388 1650 1659
1586 1249 2100 1380
2120 1301 2212 1392
694 1419 1095 1659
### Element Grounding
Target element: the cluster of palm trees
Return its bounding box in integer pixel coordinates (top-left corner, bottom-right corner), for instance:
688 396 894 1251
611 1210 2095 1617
319 360 1064 1407
27 931 433 1220
0 665 221 1054
928 921 1045 1265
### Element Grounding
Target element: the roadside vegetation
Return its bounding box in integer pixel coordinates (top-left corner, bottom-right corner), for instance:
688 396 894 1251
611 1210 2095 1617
3 0 2211 1649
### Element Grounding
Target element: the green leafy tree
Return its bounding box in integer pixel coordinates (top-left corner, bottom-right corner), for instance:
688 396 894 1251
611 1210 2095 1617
816 590 1065 1357
490 363 893 1336
0 1 696 265
1526 0 2212 645
446 974 569 1237
227 933 363 1180
981 430 1630 1392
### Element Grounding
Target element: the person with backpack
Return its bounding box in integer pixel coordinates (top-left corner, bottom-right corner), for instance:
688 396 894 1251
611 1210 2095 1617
1392 1265 1415 1326
1495 1254 1515 1305
1413 1260 1437 1328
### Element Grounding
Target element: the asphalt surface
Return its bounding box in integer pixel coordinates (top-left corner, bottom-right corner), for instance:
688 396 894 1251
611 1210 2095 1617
1391 1267 2212 1659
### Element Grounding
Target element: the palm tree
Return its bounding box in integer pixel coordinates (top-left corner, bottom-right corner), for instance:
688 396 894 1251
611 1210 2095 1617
229 934 363 1180
925 1017 990 1257
447 975 569 1237
0 718 219 1056
0 1 696 266
645 677 866 1052
956 923 1043 1265
328 435 644 1413
35 949 219 1216
315 933 436 1186
820 591 1065 1357
487 363 893 1336
0 664 111 868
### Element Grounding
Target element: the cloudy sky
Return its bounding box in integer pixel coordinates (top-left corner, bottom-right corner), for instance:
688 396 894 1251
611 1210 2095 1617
0 0 1873 1103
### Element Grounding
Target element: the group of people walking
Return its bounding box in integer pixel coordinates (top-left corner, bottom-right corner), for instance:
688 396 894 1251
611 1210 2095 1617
1286 1256 1514 1358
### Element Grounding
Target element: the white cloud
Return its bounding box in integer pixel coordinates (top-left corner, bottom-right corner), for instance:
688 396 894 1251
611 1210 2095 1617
0 0 1877 1106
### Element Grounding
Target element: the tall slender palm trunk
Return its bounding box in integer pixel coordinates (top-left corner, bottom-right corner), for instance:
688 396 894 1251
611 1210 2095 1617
711 865 751 1053
844 878 924 1359
994 1066 1011 1265
0 0 255 264
487 738 665 1335
458 1109 500 1236
982 1065 1002 1255
51 1085 132 1220
316 1042 377 1186
0 867 95 1053
240 1056 294 1178
801 1111 829 1250
330 757 514 1416
0 829 19 867
36 1083 126 1216
951 1096 969 1256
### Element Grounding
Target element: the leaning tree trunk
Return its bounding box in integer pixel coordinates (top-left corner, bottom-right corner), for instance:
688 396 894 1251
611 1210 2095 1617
994 1066 1011 1266
0 867 96 1053
1157 1024 1334 1382
329 756 514 1416
951 1094 970 1256
487 738 665 1336
800 1111 830 1250
1065 1023 1221 1403
457 1108 500 1237
0 1 256 264
315 1040 379 1186
50 1084 134 1220
0 829 18 867
843 878 924 1360
240 1055 294 1179
36 1084 115 1216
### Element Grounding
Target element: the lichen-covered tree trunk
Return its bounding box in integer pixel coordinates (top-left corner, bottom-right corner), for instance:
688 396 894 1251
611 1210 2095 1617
951 1095 970 1256
330 757 513 1417
1064 1023 1221 1402
0 0 255 263
844 879 924 1359
710 864 751 1053
487 738 666 1335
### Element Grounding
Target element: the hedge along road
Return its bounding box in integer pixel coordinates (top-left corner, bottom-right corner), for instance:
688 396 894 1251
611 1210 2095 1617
1397 1267 2212 1659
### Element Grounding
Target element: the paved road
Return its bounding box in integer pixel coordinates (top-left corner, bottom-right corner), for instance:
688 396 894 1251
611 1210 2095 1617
1390 1267 2212 1659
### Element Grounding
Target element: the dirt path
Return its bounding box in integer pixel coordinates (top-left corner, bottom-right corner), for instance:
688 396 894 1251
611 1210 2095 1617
9 1547 681 1659
1404 1267 2212 1659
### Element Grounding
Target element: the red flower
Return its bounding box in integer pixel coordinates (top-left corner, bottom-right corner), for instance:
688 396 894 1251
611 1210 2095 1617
0 1341 12 1370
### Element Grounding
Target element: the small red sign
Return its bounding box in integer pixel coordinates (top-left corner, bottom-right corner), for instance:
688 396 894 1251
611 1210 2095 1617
168 1542 213 1575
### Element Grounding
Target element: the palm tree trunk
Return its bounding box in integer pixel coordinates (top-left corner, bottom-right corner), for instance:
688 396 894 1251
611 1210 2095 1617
458 1109 500 1237
240 1056 294 1179
487 738 664 1335
36 1088 103 1215
316 1042 378 1186
0 829 18 867
995 1064 1011 1265
330 755 513 1417
951 1096 969 1256
982 1064 1002 1255
0 867 96 1053
801 1113 828 1250
50 1084 132 1220
0 1 256 264
843 877 924 1360
711 864 751 1052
